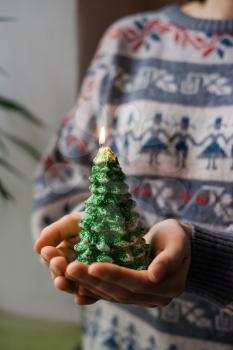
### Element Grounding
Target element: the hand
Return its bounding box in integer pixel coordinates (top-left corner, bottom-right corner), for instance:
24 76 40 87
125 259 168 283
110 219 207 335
34 213 99 305
65 219 192 307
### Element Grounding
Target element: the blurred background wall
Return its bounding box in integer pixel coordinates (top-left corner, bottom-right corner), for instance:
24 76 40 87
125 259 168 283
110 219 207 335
0 0 79 322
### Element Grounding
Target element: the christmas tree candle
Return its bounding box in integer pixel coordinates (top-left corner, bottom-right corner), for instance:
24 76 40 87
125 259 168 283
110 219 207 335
74 127 151 270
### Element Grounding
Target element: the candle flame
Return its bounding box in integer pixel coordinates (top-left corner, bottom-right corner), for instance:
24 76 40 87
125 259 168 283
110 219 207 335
99 126 106 146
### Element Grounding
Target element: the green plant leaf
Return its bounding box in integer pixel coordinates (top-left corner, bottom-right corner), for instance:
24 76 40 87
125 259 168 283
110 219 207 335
0 157 25 179
0 95 45 127
0 179 14 200
0 16 15 22
0 130 41 160
0 135 9 155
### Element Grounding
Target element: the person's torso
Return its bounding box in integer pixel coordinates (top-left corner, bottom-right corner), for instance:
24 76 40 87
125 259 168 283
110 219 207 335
83 6 233 350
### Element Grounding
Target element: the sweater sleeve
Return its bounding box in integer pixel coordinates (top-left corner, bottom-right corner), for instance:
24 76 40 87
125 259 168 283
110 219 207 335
31 22 121 241
185 224 233 313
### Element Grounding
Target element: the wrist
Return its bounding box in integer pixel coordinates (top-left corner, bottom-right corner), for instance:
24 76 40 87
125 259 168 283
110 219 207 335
178 221 193 245
185 224 233 307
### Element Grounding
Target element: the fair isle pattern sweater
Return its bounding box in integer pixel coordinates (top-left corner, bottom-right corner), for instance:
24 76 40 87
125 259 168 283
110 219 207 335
33 5 233 350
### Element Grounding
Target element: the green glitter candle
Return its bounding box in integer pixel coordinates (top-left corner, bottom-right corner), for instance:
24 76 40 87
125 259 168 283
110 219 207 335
74 131 151 270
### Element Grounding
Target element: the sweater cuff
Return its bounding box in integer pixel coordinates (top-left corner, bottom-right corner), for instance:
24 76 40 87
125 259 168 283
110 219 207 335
185 224 233 309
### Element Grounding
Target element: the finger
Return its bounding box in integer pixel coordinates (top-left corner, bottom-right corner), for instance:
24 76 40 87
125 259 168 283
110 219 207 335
67 262 173 302
66 262 120 301
81 280 171 306
67 263 156 304
58 238 80 249
74 294 99 305
88 261 188 299
50 256 68 276
77 277 171 306
79 282 115 302
66 262 123 300
147 219 191 284
65 262 108 298
86 262 187 299
58 247 77 263
88 263 153 293
88 262 188 299
41 246 62 263
34 213 83 253
66 261 89 280
148 261 190 298
148 242 188 284
40 256 49 267
54 276 77 294
79 285 101 299
88 258 189 299
41 246 77 264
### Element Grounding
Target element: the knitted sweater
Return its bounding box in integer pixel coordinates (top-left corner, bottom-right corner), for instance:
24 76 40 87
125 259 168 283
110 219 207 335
33 4 233 350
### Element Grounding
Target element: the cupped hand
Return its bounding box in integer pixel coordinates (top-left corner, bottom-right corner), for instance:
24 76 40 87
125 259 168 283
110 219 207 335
34 213 99 305
65 219 192 307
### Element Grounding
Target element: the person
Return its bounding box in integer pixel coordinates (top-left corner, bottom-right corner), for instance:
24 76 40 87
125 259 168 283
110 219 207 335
33 1 233 349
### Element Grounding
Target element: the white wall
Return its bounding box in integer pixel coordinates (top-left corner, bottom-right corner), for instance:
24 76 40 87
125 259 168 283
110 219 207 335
0 0 81 322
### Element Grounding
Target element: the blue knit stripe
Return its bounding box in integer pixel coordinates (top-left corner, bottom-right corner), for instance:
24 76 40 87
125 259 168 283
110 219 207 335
100 55 233 107
163 5 233 34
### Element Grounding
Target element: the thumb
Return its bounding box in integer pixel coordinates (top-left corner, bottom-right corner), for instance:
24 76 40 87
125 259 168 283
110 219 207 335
148 247 186 283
